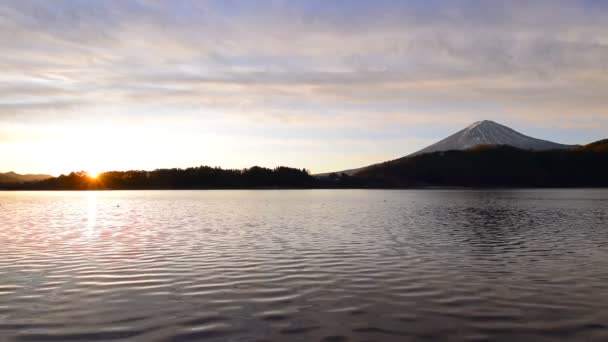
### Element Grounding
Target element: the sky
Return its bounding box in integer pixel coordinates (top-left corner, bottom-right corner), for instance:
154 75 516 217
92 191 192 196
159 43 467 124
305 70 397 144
1 0 608 175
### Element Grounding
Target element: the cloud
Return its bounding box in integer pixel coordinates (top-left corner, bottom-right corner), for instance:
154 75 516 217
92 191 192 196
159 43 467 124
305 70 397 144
2 2 607 108
1 0 607 172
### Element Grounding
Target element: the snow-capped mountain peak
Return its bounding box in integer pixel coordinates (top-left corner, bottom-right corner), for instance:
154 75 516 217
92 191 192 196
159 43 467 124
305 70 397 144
411 120 575 155
316 120 576 176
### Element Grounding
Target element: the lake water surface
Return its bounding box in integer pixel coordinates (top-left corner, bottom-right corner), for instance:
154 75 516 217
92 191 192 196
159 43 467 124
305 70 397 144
1 190 607 341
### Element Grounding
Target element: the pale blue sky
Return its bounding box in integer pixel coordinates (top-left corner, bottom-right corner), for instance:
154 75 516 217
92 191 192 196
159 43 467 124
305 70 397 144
1 0 607 175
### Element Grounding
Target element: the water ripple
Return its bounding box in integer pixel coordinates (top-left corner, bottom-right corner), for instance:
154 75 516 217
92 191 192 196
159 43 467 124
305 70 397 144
1 189 607 341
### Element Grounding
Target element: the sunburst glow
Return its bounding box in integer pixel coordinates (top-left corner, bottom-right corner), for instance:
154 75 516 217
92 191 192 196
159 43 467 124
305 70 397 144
87 171 100 179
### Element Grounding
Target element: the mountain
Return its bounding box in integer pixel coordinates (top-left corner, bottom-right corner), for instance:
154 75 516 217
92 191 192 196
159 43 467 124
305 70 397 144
411 120 576 155
353 144 608 187
576 139 608 152
0 172 53 184
318 120 576 176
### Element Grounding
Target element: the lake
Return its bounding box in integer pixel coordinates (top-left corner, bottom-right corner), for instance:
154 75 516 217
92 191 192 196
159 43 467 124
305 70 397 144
1 190 607 341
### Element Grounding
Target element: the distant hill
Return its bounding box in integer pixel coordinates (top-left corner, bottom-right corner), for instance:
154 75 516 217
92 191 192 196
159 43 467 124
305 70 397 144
576 139 608 152
0 172 52 184
317 120 576 176
354 143 608 187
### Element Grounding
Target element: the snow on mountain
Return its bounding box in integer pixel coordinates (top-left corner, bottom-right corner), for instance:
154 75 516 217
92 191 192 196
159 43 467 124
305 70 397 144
411 120 576 156
316 120 576 176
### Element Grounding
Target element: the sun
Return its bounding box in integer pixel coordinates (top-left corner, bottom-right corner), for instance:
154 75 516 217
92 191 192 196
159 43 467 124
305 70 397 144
87 170 100 179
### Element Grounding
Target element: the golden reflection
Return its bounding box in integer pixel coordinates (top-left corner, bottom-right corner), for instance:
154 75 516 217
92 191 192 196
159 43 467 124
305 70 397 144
86 192 97 235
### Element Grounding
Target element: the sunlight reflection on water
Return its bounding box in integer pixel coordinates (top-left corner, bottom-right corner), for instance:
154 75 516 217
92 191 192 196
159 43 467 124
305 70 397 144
85 192 97 238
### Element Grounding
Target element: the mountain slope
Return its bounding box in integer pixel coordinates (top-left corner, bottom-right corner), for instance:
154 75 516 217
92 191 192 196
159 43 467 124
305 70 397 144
0 172 53 184
576 139 608 152
317 120 575 176
354 145 608 187
411 120 576 156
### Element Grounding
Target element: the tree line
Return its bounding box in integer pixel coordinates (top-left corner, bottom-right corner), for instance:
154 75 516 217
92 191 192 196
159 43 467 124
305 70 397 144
1 166 328 190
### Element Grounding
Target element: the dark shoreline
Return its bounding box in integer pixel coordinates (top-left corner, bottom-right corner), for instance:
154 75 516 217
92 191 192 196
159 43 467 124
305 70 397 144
3 186 608 191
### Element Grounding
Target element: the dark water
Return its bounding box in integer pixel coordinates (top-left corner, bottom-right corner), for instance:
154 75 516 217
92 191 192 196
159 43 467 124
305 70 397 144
1 190 607 341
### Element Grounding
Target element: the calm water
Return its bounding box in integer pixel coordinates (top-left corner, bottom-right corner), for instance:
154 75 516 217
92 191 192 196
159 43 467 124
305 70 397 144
1 190 607 342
